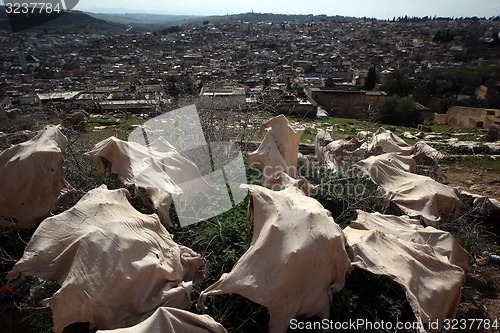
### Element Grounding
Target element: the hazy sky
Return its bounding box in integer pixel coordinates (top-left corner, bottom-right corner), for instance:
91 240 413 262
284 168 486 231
73 0 500 19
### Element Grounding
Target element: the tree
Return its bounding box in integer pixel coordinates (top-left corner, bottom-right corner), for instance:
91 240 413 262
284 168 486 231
493 30 500 45
433 29 454 43
164 76 179 97
324 77 334 88
375 96 423 127
383 70 414 97
364 66 377 90
262 77 271 94
486 84 500 109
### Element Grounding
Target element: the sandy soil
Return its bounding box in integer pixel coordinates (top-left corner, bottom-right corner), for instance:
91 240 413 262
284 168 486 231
441 157 500 333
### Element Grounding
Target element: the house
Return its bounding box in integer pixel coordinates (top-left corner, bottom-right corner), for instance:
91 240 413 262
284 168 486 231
435 106 500 129
307 87 386 119
37 91 82 108
182 55 203 67
273 92 318 118
293 60 314 73
99 99 157 113
198 86 246 109
365 91 387 109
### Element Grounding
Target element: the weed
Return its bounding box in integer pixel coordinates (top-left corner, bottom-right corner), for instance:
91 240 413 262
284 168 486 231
306 162 386 228
331 269 416 333
173 195 271 332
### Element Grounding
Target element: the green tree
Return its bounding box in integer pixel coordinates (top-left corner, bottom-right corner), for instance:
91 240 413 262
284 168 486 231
179 76 197 95
324 77 334 88
263 77 271 87
486 84 500 108
383 70 414 97
376 95 423 127
165 76 179 97
262 77 271 94
364 66 377 90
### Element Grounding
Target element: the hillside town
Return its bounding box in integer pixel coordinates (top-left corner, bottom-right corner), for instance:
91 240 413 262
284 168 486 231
1 15 500 127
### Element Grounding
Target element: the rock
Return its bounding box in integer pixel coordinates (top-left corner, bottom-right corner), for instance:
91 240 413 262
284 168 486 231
62 110 88 131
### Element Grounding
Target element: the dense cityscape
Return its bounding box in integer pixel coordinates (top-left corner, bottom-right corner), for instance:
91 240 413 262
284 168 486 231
1 12 500 122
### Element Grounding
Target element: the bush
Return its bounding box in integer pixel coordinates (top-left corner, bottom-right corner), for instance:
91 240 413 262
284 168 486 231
375 96 424 128
331 269 416 333
305 162 387 228
173 198 271 332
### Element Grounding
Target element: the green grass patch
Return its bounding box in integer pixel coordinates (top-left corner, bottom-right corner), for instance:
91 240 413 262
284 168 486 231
298 116 424 144
86 117 144 132
441 155 500 172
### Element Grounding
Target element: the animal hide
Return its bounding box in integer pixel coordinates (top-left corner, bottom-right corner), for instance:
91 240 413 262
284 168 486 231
350 210 468 270
96 307 227 333
85 136 210 226
0 125 73 229
197 185 351 333
343 227 465 332
357 153 461 224
7 185 205 333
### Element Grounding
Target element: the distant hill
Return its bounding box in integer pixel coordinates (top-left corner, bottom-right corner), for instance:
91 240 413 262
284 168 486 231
0 8 361 35
0 7 129 34
87 13 203 25
84 11 359 32
205 12 359 23
85 12 203 32
152 12 360 35
84 11 357 26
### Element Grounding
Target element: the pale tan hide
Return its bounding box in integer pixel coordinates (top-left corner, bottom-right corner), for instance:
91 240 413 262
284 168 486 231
321 137 364 170
85 136 210 226
248 115 311 193
7 185 205 333
368 130 444 166
197 185 351 333
248 131 289 183
316 129 443 175
257 114 305 177
264 171 313 196
314 129 333 164
412 141 444 162
343 227 465 332
457 189 500 218
96 307 227 333
357 153 461 224
350 210 468 270
0 125 73 229
362 130 445 164
0 131 9 150
412 142 447 182
362 128 414 156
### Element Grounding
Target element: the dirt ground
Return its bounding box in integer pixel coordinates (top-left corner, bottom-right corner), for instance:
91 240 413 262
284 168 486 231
440 156 500 332
442 156 500 200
